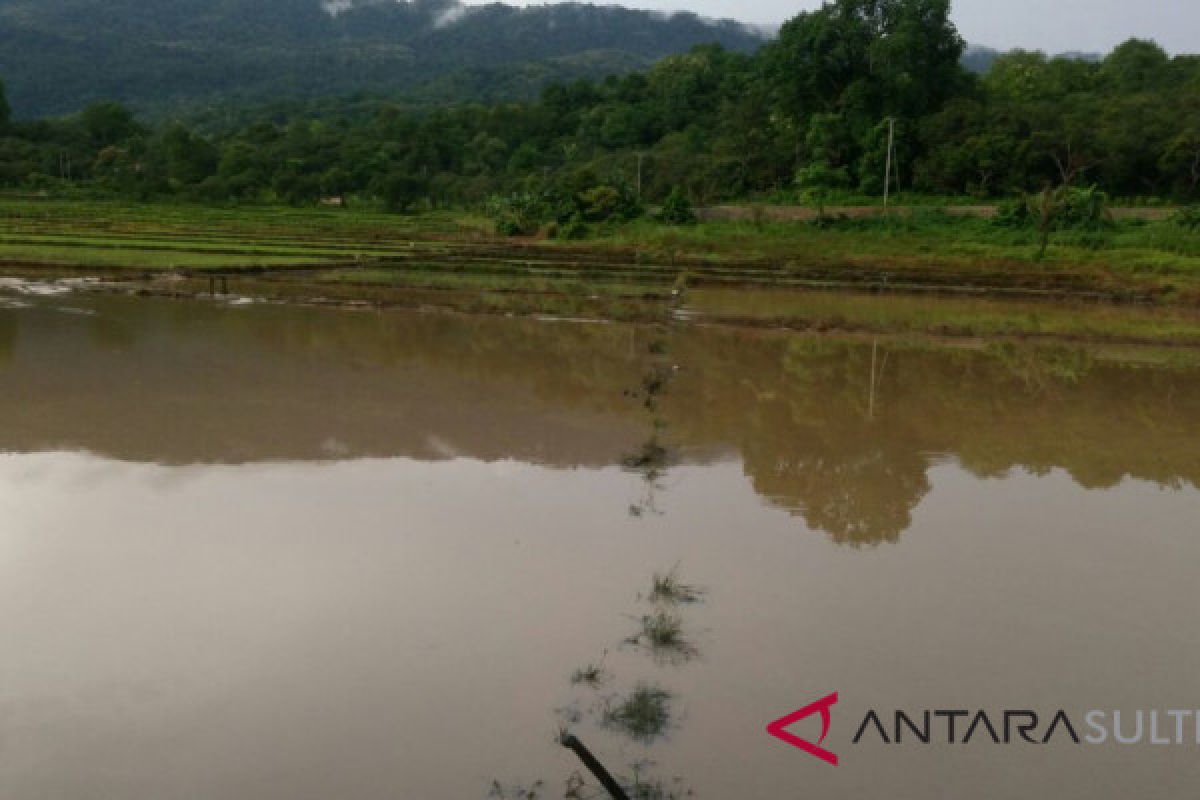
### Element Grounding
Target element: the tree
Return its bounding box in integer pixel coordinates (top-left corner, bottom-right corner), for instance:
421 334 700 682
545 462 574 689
658 187 696 225
1158 92 1200 198
1025 185 1110 260
1028 95 1104 186
1100 39 1170 92
765 0 967 129
81 102 140 148
161 123 218 186
0 77 10 131
374 172 430 213
797 162 850 224
1161 130 1200 198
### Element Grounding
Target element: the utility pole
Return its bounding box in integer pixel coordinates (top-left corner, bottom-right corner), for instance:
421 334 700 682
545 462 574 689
883 117 896 211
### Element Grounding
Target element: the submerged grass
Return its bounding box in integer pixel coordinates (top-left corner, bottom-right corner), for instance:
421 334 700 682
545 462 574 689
649 568 705 605
626 610 697 663
602 685 673 743
570 659 610 689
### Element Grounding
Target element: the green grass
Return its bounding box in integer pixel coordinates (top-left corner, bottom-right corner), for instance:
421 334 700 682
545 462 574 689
649 568 704 605
569 660 610 688
0 242 327 269
687 288 1200 344
626 610 697 663
4 194 1200 344
608 213 1200 281
602 684 673 742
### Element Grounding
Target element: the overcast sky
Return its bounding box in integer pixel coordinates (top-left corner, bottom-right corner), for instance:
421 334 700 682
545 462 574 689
465 0 1197 55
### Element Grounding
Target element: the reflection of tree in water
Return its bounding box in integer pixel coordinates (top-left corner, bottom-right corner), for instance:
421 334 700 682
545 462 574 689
701 336 932 545
665 332 1200 546
748 439 931 546
19 295 1200 546
623 340 677 519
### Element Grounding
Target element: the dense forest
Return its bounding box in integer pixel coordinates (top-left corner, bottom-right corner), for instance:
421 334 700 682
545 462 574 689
1 0 1198 218
0 0 764 117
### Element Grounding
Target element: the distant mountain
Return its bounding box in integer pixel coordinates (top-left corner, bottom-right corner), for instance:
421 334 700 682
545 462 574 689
0 0 766 117
962 44 1103 74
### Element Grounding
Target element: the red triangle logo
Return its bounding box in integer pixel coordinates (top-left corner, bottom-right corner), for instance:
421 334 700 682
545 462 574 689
766 692 839 766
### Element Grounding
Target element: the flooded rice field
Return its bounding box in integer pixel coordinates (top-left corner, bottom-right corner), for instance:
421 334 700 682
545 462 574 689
1 290 1199 799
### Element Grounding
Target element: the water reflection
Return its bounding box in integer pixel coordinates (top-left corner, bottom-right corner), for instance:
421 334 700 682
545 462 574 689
664 333 1200 544
4 293 1200 799
1 294 1199 547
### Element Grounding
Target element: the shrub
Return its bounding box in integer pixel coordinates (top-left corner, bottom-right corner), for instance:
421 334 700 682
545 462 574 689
993 196 1030 228
1055 186 1112 231
486 192 545 236
1171 206 1200 230
559 214 590 240
658 187 696 225
580 185 621 221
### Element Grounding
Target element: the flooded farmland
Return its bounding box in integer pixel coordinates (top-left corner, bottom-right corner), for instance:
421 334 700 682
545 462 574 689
2 291 1199 799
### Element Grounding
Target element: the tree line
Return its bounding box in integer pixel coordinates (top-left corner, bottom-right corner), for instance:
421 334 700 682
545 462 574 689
0 0 1197 218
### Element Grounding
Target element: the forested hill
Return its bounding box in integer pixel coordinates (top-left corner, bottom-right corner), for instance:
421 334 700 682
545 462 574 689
0 0 765 117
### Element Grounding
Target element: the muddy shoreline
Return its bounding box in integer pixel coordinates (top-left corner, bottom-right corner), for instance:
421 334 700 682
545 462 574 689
5 268 1200 353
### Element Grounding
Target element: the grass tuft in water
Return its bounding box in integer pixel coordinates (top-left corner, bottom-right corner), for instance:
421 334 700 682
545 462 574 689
649 567 704 605
627 610 697 663
603 685 673 742
636 611 684 647
570 656 610 688
488 779 546 799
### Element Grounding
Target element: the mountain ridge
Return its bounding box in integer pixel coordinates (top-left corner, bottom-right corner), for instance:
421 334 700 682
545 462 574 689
0 0 765 117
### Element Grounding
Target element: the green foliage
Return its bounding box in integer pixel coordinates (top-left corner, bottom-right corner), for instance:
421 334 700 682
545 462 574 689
1017 185 1112 259
489 179 641 236
0 0 1195 209
658 187 696 225
373 172 430 213
764 0 966 189
161 123 217 186
993 196 1031 228
558 214 591 240
81 102 141 148
578 183 642 223
1172 206 1200 230
1054 186 1112 231
0 77 10 131
488 193 545 237
602 684 673 742
796 161 851 223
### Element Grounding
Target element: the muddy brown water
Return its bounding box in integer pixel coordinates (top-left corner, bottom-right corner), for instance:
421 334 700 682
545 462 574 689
1 290 1199 799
